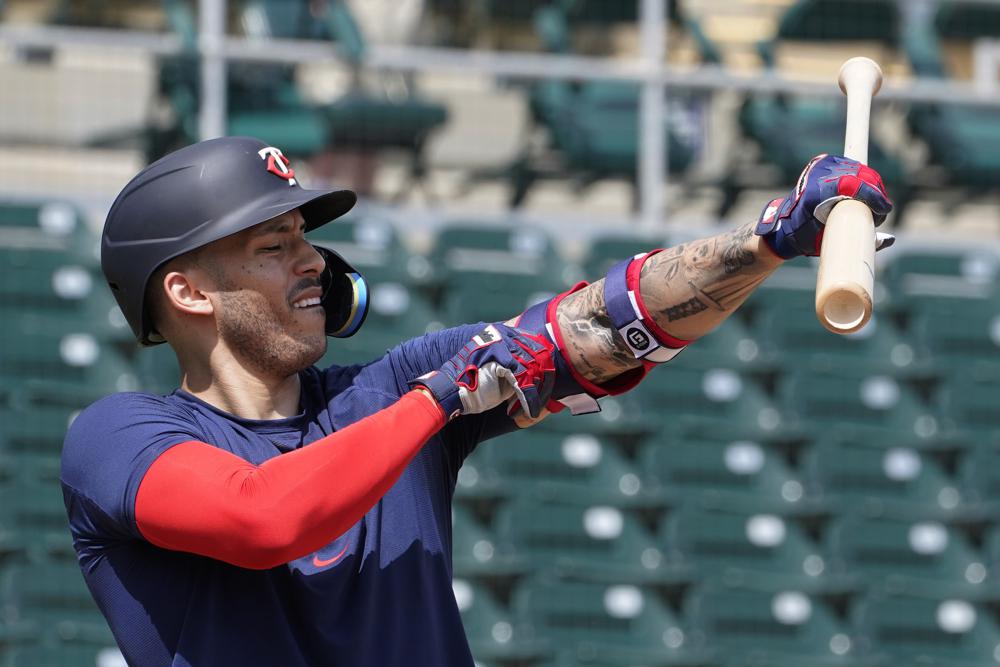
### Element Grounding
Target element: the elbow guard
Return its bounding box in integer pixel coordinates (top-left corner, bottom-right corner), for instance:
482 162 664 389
516 250 691 416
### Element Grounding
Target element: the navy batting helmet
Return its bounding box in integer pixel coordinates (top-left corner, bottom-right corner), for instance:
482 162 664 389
101 136 369 345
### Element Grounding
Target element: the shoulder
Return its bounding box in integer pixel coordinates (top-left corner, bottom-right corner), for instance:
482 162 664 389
61 392 201 485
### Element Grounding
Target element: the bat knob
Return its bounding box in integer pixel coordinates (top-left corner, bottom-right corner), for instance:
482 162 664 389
838 57 883 97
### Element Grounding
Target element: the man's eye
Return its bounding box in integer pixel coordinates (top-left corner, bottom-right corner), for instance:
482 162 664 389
262 245 281 252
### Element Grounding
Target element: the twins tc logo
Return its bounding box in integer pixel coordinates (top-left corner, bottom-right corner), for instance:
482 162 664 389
258 146 297 186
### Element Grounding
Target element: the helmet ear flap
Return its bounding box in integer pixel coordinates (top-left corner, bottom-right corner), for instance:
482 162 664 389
314 244 369 338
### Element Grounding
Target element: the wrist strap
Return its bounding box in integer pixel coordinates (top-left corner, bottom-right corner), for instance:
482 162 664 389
602 250 690 363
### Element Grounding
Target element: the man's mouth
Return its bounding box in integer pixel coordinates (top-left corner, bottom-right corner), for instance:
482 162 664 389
292 296 323 309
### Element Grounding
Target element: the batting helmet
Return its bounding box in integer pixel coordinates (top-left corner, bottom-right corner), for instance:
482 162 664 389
101 136 369 345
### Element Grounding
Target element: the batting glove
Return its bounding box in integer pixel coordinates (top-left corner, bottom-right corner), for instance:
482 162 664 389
410 323 556 421
755 153 895 260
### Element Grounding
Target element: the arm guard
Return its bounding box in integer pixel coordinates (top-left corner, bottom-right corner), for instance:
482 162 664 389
515 250 692 416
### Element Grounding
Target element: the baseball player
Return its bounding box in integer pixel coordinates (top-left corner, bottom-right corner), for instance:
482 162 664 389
61 137 893 666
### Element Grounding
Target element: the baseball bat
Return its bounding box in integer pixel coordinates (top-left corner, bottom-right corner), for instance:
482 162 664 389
815 57 883 334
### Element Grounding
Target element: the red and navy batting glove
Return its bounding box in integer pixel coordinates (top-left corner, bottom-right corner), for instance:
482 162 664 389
410 323 556 421
755 153 895 260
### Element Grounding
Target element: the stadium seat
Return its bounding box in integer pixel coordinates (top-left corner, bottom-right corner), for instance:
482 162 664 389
902 1 1000 200
456 431 659 510
754 309 920 379
307 215 428 286
633 367 785 443
936 373 1000 444
0 477 75 563
880 247 1000 310
0 403 83 455
823 515 990 599
580 233 671 280
851 592 1000 666
512 576 712 666
684 584 865 666
724 0 909 224
776 369 944 446
956 447 1000 522
493 500 692 587
1 644 125 667
639 438 817 515
0 199 92 252
452 578 549 663
440 280 556 329
317 283 444 366
802 438 968 521
908 297 1000 379
670 318 769 377
658 506 850 595
451 505 526 581
1 562 112 647
427 223 569 288
0 313 138 399
536 391 656 439
487 1 716 210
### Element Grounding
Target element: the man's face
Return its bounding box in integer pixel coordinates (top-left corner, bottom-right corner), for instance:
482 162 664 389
202 209 328 378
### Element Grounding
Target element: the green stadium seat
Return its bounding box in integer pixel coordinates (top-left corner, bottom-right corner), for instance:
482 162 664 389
723 0 910 224
307 215 428 285
881 247 1000 307
684 584 865 666
957 447 1000 521
633 367 785 442
580 233 671 280
0 200 92 251
536 391 657 439
776 369 944 446
639 438 817 515
317 283 445 367
0 314 138 396
901 1 1000 204
802 438 969 521
456 431 658 510
909 297 1000 379
1 562 111 646
427 223 569 288
512 576 711 666
936 373 1000 444
493 500 692 587
1 644 124 667
851 592 1000 666
440 280 557 329
669 318 769 377
452 578 550 663
452 505 526 581
0 403 83 455
754 308 920 378
659 507 850 595
824 516 990 599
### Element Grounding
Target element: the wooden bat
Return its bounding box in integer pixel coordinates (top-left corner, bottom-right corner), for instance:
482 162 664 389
815 57 883 334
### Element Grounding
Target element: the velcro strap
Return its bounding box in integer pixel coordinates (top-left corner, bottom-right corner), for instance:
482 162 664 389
602 250 690 363
518 298 601 415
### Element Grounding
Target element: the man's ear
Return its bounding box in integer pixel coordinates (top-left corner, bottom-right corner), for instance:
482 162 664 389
163 269 215 318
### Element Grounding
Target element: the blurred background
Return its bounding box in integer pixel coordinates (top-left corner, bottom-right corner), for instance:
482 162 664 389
3 0 1000 666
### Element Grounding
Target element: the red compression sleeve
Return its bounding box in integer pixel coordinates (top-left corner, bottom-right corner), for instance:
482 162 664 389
134 391 446 570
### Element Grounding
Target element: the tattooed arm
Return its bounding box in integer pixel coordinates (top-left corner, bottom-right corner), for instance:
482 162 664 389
557 221 784 385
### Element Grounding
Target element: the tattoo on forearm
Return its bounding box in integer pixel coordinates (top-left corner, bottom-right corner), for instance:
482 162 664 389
664 296 708 321
557 281 640 384
721 223 757 274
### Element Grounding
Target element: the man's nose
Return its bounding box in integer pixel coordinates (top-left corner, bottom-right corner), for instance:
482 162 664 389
296 242 326 276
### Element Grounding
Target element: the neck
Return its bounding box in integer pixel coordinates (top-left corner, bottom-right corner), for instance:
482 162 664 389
179 349 303 421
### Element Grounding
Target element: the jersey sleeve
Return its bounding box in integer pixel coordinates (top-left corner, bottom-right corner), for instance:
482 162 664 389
61 393 203 541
